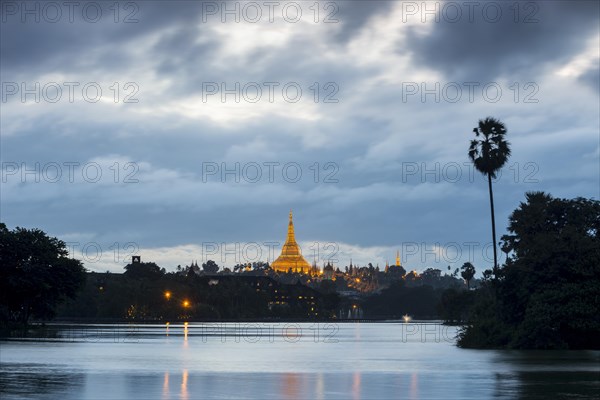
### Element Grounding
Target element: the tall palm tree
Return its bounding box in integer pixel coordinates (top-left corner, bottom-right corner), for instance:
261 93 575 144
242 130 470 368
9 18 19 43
460 262 476 290
468 117 511 275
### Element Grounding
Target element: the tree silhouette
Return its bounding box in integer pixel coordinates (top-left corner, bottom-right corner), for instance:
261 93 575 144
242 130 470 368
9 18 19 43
387 265 406 281
202 260 219 274
458 193 600 349
460 262 476 290
124 261 164 279
0 223 86 324
468 117 511 275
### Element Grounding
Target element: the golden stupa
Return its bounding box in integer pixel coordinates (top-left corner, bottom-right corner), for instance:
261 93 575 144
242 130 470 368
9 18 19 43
271 210 312 273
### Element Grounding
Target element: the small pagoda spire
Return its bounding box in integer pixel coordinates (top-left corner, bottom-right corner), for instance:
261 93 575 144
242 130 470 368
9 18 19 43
287 209 296 243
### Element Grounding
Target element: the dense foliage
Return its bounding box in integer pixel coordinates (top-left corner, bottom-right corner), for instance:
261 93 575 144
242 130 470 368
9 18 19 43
0 223 87 324
363 281 444 319
457 193 600 349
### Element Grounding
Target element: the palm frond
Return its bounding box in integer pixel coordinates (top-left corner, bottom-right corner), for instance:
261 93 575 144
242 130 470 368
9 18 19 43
469 117 511 176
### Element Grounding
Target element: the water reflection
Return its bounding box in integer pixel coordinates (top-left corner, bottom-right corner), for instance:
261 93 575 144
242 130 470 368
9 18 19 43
181 369 188 400
0 364 84 400
315 373 324 400
410 372 418 400
162 372 169 399
160 370 190 400
0 324 598 399
352 371 361 400
492 351 600 399
183 322 189 349
280 373 299 399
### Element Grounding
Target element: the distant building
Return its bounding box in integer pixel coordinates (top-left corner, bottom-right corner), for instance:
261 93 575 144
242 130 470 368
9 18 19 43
188 261 200 275
323 262 334 280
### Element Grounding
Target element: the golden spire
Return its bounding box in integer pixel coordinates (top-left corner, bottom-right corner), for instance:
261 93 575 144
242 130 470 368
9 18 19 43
396 250 401 267
287 209 295 243
271 210 312 273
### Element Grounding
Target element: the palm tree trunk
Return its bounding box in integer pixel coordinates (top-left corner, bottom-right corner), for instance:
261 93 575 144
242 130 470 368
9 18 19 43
487 173 498 274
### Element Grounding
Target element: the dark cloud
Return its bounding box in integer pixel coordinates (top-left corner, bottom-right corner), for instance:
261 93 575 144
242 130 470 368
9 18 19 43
404 1 600 84
332 0 394 38
0 1 204 77
1 0 598 272
1 1 391 75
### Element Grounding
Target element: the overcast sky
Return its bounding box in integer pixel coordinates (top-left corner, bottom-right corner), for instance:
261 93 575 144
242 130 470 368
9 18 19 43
1 0 599 274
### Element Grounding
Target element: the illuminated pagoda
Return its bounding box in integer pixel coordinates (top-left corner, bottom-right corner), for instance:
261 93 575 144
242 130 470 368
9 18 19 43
271 210 312 273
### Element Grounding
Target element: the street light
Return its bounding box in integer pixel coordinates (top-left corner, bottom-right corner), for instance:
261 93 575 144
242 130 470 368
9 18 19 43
182 300 190 308
165 291 172 300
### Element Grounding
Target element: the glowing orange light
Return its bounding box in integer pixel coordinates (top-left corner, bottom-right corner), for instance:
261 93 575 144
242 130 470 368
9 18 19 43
182 300 190 308
165 291 171 299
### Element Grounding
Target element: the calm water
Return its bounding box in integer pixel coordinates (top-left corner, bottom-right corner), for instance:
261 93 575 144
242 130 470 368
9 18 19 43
1 322 598 399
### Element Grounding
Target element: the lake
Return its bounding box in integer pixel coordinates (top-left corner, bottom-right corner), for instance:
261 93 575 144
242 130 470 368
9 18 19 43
1 322 598 399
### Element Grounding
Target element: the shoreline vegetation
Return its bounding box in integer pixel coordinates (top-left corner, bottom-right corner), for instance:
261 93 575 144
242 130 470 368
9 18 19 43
456 193 600 350
1 192 599 349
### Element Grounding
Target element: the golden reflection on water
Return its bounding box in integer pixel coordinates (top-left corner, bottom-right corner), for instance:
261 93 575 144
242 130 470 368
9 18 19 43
281 373 300 399
183 323 189 348
162 372 169 399
410 372 418 399
162 370 189 400
279 370 362 399
181 369 189 400
352 371 361 400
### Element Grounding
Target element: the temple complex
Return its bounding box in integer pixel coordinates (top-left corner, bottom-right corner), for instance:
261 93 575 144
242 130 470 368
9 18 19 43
271 210 312 273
